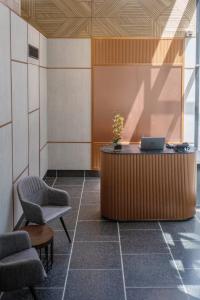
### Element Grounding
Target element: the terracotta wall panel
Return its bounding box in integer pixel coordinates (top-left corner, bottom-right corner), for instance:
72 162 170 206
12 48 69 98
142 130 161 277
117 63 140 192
93 65 182 144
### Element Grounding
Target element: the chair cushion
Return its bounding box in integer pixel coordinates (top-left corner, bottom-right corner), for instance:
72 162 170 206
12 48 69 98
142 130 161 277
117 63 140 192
0 248 46 291
42 205 71 222
1 247 39 264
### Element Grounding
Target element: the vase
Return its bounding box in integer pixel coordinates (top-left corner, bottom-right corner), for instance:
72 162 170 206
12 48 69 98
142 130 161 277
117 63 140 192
113 143 122 150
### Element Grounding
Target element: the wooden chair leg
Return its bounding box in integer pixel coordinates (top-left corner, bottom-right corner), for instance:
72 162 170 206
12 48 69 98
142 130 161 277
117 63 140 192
29 287 38 300
60 217 71 243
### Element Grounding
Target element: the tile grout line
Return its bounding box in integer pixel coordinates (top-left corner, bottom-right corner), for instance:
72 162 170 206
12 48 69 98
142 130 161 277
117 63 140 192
126 286 185 289
117 222 127 300
61 172 86 300
158 222 188 294
69 268 121 271
52 173 58 188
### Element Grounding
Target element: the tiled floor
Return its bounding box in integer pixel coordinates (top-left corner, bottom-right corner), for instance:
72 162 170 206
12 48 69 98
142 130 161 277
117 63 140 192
2 171 200 300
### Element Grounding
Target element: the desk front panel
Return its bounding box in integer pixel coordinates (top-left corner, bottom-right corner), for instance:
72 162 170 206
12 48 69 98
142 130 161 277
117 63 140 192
101 152 196 220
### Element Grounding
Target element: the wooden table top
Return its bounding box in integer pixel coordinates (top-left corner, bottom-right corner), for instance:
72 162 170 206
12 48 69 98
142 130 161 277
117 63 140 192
19 224 54 248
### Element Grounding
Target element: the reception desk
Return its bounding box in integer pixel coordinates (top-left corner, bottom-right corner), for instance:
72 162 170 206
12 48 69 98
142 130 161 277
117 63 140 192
100 145 196 221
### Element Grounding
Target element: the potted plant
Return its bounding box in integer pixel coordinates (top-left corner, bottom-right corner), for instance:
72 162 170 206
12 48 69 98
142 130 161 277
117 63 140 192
112 114 124 150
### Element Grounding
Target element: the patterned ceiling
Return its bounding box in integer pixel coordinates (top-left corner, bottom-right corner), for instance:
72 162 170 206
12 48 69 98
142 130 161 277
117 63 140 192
21 0 196 38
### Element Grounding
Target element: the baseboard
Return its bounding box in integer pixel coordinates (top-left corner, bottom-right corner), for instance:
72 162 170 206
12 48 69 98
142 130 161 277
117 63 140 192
45 170 100 177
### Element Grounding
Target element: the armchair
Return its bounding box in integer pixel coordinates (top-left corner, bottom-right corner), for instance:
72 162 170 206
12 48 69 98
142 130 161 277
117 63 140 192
17 176 72 242
0 231 46 300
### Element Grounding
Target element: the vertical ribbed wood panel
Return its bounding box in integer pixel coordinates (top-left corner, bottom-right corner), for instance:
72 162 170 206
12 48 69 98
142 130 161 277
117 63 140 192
101 152 196 221
93 38 183 65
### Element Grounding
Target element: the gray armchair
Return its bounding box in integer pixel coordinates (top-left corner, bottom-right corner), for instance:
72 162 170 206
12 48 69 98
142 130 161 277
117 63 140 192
0 231 46 300
17 176 72 242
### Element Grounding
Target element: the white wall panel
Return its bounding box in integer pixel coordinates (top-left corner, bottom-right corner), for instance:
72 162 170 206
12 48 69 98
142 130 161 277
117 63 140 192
40 67 47 147
48 69 91 142
47 39 91 68
184 68 195 143
13 169 28 226
40 34 47 67
12 62 28 180
40 144 48 178
11 12 27 62
0 124 13 233
29 110 39 176
48 143 91 170
28 24 40 65
0 3 11 126
28 64 39 112
185 38 196 68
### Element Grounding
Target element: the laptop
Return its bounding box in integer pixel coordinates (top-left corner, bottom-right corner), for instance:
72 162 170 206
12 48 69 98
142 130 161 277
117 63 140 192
140 137 165 151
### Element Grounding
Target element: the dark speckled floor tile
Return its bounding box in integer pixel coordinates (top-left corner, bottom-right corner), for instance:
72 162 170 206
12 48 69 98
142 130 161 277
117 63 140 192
160 218 200 243
48 209 78 230
84 180 100 191
55 177 83 186
123 254 182 287
1 290 33 300
126 288 189 300
120 230 169 254
64 270 125 300
78 204 102 220
185 286 200 299
119 221 160 230
44 177 55 187
81 191 100 205
37 255 69 288
180 268 200 286
35 289 63 300
75 221 118 241
54 185 82 198
169 240 200 270
70 242 121 269
53 230 73 254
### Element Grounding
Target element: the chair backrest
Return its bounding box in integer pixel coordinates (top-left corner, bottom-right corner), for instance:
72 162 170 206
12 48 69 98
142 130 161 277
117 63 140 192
17 176 48 206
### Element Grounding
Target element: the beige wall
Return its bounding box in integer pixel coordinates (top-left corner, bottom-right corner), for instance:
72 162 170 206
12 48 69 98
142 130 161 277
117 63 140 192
0 3 48 232
47 36 196 170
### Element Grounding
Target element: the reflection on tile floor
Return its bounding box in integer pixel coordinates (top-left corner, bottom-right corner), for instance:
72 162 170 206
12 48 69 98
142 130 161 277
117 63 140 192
2 171 200 300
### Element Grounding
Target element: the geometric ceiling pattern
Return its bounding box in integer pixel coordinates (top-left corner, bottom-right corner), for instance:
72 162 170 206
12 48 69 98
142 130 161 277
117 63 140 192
21 0 196 38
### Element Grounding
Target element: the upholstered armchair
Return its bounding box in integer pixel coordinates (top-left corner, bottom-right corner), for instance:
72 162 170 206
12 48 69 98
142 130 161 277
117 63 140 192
0 231 46 299
17 176 72 242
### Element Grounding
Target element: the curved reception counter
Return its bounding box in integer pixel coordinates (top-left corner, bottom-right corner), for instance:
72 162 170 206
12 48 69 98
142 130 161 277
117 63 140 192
100 145 197 221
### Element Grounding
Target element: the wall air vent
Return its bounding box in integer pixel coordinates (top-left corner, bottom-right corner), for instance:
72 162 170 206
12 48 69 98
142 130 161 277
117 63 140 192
28 44 39 60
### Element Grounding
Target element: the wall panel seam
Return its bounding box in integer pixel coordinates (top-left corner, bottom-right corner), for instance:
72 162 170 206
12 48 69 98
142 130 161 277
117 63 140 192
48 141 91 143
0 121 12 129
28 107 39 114
40 142 48 151
13 166 29 184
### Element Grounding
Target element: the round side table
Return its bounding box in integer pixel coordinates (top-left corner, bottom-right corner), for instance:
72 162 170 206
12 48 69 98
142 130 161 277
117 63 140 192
19 224 54 272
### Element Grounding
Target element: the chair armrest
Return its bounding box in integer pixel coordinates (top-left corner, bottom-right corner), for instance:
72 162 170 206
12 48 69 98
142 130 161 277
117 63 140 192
21 200 45 224
47 187 70 206
0 231 31 260
0 259 46 291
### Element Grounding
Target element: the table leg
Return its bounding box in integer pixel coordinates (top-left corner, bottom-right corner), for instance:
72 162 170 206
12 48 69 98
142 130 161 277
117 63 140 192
45 245 49 272
50 239 54 267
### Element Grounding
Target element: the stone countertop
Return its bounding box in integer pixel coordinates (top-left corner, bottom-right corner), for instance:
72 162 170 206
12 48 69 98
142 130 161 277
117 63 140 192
101 144 196 155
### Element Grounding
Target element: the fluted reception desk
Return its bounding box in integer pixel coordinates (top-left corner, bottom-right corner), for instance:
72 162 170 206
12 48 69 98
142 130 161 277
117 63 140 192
100 145 196 221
